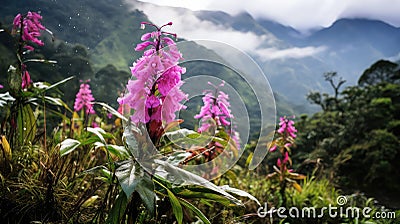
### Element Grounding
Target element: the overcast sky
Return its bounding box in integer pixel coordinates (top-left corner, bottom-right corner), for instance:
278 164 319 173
138 0 400 31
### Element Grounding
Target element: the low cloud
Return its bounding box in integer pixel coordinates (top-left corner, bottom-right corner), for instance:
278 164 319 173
128 1 325 60
255 46 327 61
138 0 400 32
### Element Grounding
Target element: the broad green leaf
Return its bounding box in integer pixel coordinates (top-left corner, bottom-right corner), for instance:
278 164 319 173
60 138 81 156
106 191 128 224
136 174 156 216
115 159 140 198
154 160 243 206
165 151 192 166
123 124 140 157
167 188 183 224
179 198 211 224
219 185 260 206
86 127 107 144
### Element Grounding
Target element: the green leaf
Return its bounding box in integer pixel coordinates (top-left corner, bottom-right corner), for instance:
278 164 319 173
179 198 211 224
115 159 139 198
219 185 260 206
136 174 156 216
86 127 107 144
154 160 243 206
106 191 128 224
167 188 183 224
123 124 140 157
94 142 129 159
60 138 81 156
165 151 192 166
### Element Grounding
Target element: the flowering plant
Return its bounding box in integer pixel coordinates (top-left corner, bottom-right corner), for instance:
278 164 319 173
267 116 305 206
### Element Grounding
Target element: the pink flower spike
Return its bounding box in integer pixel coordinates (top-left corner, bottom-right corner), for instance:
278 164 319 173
119 21 187 125
12 11 46 51
0 84 3 89
74 81 96 114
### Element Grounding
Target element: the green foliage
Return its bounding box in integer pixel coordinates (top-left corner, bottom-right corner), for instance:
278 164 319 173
296 60 400 205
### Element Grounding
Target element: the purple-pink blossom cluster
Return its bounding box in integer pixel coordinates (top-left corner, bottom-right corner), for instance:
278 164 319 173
277 116 297 138
269 116 297 152
74 80 95 114
12 12 46 51
117 22 187 124
194 81 234 132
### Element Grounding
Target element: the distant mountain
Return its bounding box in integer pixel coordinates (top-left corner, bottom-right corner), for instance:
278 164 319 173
303 18 400 83
193 10 400 101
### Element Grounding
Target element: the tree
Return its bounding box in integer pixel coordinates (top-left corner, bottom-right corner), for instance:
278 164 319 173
358 59 400 86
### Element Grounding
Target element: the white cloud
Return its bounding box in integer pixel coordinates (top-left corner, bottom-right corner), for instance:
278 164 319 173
255 46 327 61
131 2 270 52
137 0 400 31
127 1 325 60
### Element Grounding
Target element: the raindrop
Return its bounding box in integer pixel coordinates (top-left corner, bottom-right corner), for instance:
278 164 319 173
69 16 72 20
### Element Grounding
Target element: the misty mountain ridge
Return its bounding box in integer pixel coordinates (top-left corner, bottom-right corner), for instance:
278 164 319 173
193 9 400 100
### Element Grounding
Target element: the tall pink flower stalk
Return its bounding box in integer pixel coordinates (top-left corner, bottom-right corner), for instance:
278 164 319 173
194 81 240 148
194 81 234 132
269 116 297 170
74 80 95 114
12 11 46 51
117 22 187 125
